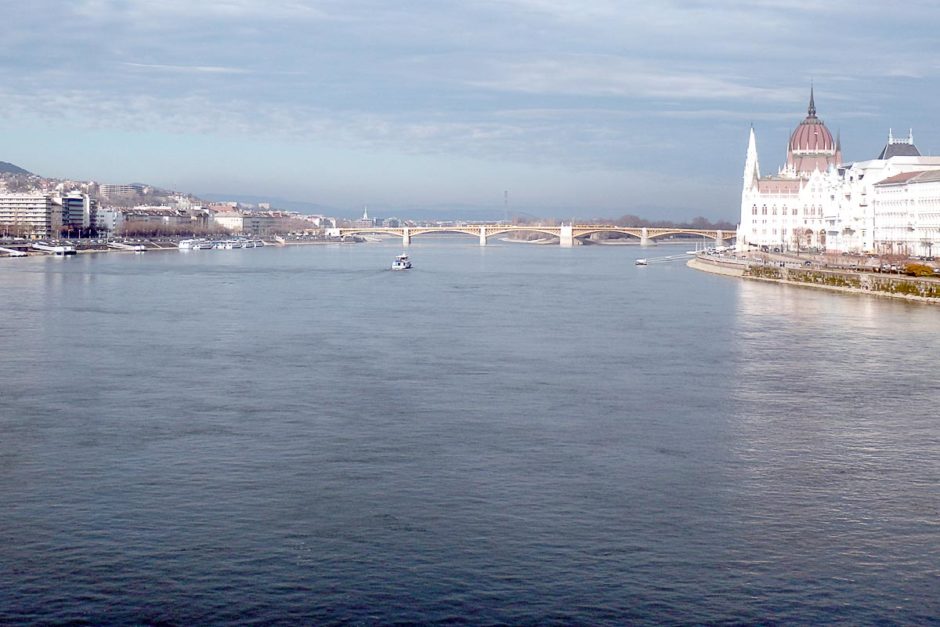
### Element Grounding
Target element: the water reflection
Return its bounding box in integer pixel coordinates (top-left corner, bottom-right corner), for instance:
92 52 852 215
724 276 940 620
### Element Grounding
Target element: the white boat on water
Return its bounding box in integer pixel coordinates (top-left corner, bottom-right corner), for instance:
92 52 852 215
180 238 263 251
391 253 412 270
635 258 648 266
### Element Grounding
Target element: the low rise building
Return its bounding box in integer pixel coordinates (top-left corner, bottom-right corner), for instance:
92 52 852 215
212 208 245 233
244 211 294 235
95 207 124 233
99 183 145 198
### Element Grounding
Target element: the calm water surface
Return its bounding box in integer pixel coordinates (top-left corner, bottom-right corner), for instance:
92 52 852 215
1 240 938 624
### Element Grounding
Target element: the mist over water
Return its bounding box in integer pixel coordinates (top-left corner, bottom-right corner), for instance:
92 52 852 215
1 240 938 624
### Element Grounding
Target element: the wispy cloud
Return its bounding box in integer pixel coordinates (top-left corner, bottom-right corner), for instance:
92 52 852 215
469 56 793 103
122 62 252 75
74 0 332 20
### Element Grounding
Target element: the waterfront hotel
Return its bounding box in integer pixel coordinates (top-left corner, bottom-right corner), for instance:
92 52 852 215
738 88 940 257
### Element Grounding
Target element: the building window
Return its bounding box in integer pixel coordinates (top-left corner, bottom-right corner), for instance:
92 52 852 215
752 205 757 215
762 205 768 215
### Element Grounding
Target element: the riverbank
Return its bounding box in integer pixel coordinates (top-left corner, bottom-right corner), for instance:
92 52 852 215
0 236 366 259
689 254 940 304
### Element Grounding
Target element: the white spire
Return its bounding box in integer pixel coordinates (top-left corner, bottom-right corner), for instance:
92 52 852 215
888 128 894 144
362 205 369 220
743 125 760 188
909 128 914 144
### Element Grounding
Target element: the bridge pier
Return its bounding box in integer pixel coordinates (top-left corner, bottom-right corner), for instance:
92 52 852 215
716 230 725 247
479 226 487 247
559 224 574 247
402 227 411 247
640 227 650 247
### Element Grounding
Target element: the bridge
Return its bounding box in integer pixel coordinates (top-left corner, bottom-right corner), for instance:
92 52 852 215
328 224 734 247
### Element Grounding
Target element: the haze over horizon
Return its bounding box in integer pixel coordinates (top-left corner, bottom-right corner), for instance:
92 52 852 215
4 1 940 220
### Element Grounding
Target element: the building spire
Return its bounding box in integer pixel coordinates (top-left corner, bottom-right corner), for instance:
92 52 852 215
743 125 760 188
808 83 816 118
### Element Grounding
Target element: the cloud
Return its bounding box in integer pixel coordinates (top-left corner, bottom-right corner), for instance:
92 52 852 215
4 0 940 215
73 0 331 20
469 56 792 103
122 62 252 75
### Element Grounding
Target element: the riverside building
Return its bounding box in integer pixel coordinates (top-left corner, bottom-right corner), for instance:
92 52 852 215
0 193 60 238
737 89 940 256
60 192 97 229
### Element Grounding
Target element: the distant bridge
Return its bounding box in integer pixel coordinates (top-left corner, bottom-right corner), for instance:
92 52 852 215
329 224 734 247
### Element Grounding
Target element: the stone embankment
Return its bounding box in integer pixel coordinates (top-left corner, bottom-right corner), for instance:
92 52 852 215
689 255 940 304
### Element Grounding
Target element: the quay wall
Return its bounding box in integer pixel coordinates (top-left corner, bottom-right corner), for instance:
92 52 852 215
689 256 940 304
687 256 746 277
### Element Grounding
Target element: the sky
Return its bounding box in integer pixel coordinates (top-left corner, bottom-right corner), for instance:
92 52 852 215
3 1 940 220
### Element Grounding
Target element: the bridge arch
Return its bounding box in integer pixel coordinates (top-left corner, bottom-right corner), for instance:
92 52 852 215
409 227 481 239
482 226 561 241
572 227 643 241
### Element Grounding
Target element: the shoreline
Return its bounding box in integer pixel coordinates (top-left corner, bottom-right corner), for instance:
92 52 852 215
688 255 940 305
0 237 364 259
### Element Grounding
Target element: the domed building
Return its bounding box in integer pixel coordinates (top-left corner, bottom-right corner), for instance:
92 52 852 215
737 88 837 252
737 89 940 255
784 89 841 177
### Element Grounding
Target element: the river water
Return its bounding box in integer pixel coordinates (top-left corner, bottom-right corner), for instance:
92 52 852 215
1 239 938 624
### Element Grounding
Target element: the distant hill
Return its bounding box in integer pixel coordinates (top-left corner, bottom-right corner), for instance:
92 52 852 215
0 161 32 175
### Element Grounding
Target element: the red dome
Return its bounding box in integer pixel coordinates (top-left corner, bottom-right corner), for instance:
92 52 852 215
789 116 834 153
785 88 840 175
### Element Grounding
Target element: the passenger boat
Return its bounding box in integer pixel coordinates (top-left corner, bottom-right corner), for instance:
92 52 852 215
635 258 648 266
391 253 412 270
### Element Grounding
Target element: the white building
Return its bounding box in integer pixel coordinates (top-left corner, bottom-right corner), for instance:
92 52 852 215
738 89 940 255
96 207 125 233
870 170 940 257
738 89 839 252
0 193 60 238
212 208 245 233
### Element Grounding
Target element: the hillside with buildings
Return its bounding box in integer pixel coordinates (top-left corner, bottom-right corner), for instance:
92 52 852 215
0 166 334 240
2 159 736 243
